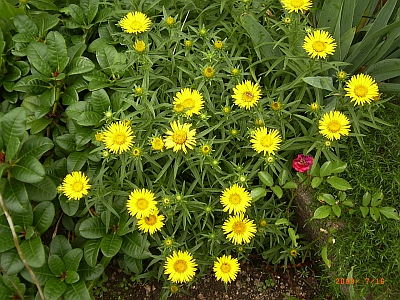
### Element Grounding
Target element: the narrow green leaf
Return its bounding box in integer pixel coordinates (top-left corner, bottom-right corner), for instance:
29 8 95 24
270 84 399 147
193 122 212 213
326 176 352 191
303 77 334 91
313 206 331 219
20 236 45 268
10 155 45 183
321 246 331 268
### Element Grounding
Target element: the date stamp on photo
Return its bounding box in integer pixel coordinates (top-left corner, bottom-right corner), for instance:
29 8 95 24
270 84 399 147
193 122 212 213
335 278 385 285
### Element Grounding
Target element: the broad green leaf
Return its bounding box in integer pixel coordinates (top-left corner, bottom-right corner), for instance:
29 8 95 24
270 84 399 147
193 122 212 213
370 207 380 221
5 136 20 162
278 169 288 186
332 204 341 217
101 234 123 257
10 155 45 183
13 75 49 94
121 232 151 259
1 249 24 275
342 200 354 207
30 118 52 134
3 178 29 213
240 13 280 60
65 101 91 120
250 187 266 202
318 194 335 205
0 286 12 298
75 127 93 148
258 171 274 186
4 65 21 81
81 0 99 24
27 41 53 76
303 77 334 91
20 236 45 268
60 195 80 216
33 201 55 233
311 177 323 188
65 270 80 284
319 161 332 177
0 0 25 24
91 89 110 113
331 161 347 173
288 228 298 247
63 248 83 272
360 206 369 218
76 111 102 126
367 59 400 82
29 0 58 10
44 277 66 300
66 56 95 76
12 204 33 228
321 246 331 268
282 181 297 189
271 185 283 199
79 263 104 280
13 15 38 36
19 137 54 160
48 255 65 275
50 235 72 257
379 207 400 220
47 31 69 73
55 134 76 152
326 176 352 191
79 218 107 239
1 107 26 145
0 220 15 252
84 239 101 267
313 205 331 219
371 191 384 207
62 86 79 105
123 255 143 274
69 4 86 25
63 281 91 300
20 263 53 285
362 192 371 206
26 176 57 201
36 13 60 33
67 151 89 173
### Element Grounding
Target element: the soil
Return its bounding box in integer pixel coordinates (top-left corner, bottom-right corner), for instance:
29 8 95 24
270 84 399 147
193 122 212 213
94 255 325 300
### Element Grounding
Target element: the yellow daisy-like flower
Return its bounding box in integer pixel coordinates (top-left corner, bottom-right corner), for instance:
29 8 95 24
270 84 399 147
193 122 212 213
137 209 165 234
310 102 319 111
220 184 252 215
214 40 223 50
303 30 337 59
164 120 196 154
126 188 157 218
318 111 351 140
222 214 257 245
213 255 241 284
134 40 146 53
250 127 282 156
281 0 312 13
150 136 165 151
61 171 91 201
103 121 135 154
164 250 197 283
119 11 151 34
173 88 204 117
232 80 262 110
344 74 379 106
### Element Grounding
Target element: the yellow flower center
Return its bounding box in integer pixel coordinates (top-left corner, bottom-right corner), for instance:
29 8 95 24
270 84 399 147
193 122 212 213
312 41 326 52
354 85 368 97
174 260 187 273
170 285 179 293
220 263 231 273
183 98 195 109
152 138 164 150
229 194 241 204
136 198 148 210
291 0 305 8
204 67 215 78
328 121 341 133
132 148 141 156
113 133 127 145
130 21 142 31
201 145 211 154
165 239 173 246
242 91 254 102
174 103 184 113
72 181 83 192
232 221 245 234
260 136 273 147
144 215 157 225
172 131 187 144
271 102 281 111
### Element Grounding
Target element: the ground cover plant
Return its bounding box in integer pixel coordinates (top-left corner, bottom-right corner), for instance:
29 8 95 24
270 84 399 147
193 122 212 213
1 0 400 299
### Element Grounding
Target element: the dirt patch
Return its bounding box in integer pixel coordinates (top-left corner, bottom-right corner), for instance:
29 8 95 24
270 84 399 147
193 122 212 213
94 255 324 300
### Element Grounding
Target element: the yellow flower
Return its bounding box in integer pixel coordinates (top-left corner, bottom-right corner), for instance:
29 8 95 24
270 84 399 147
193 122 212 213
344 74 379 106
137 209 165 234
103 121 135 154
222 214 257 245
319 111 351 140
164 250 197 283
150 136 165 151
337 70 347 81
231 68 240 76
166 16 175 26
126 188 157 218
135 86 143 95
310 102 319 111
214 40 223 50
220 184 252 215
61 171 91 200
259 219 267 227
173 88 204 117
164 121 196 154
232 80 262 110
170 285 179 293
271 101 281 111
131 147 141 157
200 144 212 155
290 249 298 257
134 40 146 53
281 0 312 13
203 66 215 79
119 11 151 34
213 255 241 284
222 106 231 114
95 132 104 142
184 40 192 48
255 118 263 126
303 30 337 59
250 127 282 156
283 17 291 24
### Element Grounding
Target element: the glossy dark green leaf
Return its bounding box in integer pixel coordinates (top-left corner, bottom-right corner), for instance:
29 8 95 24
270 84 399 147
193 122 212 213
1 107 26 145
29 0 58 10
62 86 79 105
47 31 69 72
101 233 122 257
79 218 107 239
63 248 83 272
44 278 66 300
48 255 65 275
83 239 101 267
76 111 102 126
313 206 331 219
63 281 91 300
258 171 274 186
69 4 86 25
1 249 24 275
13 75 49 94
27 41 53 76
81 0 99 24
3 178 29 213
121 232 151 259
10 155 45 183
19 137 54 160
20 236 45 268
65 270 80 284
67 151 89 173
326 176 352 191
60 195 80 216
26 176 57 201
50 235 72 257
55 134 76 152
13 14 38 36
91 89 110 113
33 201 55 233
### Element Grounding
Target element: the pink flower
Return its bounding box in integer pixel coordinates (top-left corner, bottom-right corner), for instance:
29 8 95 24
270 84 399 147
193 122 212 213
292 154 313 173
